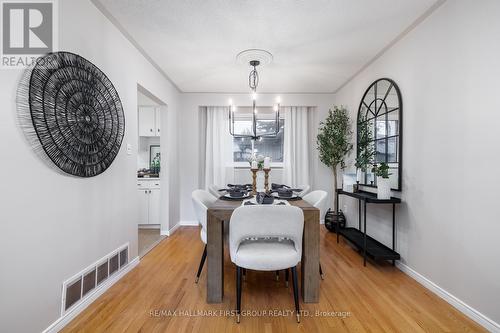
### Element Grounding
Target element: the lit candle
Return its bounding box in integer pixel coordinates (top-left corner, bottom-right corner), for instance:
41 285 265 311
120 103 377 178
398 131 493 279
264 157 271 169
251 160 258 169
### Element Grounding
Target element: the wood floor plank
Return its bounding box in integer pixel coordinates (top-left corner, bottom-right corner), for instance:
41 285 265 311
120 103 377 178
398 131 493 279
62 227 486 333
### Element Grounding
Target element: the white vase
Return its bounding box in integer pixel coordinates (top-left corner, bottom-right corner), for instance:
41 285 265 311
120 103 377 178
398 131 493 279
356 169 364 183
377 177 391 199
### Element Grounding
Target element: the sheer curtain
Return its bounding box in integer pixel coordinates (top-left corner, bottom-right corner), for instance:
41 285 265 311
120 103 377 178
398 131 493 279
283 106 314 188
202 106 234 189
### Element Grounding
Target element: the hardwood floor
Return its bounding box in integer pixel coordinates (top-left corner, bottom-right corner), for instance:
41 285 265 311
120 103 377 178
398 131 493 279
63 227 485 333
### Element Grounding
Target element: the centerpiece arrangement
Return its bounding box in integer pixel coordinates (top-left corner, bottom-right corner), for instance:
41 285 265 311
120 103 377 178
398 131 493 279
248 155 271 194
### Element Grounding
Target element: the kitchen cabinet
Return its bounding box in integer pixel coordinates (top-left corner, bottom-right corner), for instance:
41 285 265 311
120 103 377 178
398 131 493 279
155 108 161 135
148 188 161 225
137 189 149 224
137 180 161 225
138 107 161 137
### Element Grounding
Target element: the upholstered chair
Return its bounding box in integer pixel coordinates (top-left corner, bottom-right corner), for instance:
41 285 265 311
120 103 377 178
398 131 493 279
229 205 304 323
191 189 218 283
296 184 311 197
208 184 225 198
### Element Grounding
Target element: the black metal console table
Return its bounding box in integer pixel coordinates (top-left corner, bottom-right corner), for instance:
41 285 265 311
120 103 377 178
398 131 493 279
336 189 401 266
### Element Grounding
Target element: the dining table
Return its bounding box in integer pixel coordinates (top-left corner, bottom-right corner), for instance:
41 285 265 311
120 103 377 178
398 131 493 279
206 197 320 303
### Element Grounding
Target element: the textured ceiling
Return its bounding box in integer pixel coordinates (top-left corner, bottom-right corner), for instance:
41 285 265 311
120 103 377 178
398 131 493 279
98 0 438 93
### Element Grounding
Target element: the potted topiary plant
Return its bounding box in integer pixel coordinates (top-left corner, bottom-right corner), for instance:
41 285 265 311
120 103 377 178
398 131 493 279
372 162 392 199
317 106 353 232
355 116 375 184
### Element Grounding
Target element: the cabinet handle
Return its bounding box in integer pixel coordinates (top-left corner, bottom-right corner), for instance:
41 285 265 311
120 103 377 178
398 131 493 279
158 129 160 132
150 128 153 132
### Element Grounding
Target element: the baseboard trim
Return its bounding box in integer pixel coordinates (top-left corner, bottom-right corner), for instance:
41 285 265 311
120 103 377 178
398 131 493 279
43 257 140 333
167 223 181 236
160 228 169 236
180 220 199 226
396 262 500 332
139 224 160 230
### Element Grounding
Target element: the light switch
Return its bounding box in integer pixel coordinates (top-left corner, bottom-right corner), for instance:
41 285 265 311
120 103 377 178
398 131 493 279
126 144 132 155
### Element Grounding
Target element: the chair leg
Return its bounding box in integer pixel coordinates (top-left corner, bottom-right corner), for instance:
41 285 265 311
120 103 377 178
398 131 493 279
319 262 324 280
291 266 300 323
236 266 242 323
195 245 207 283
275 270 280 281
285 269 289 287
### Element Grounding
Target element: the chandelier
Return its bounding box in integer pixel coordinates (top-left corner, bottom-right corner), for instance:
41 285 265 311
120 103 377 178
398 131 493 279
228 59 281 140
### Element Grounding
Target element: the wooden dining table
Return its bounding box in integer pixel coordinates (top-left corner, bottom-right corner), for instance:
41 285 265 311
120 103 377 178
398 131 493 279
206 198 320 303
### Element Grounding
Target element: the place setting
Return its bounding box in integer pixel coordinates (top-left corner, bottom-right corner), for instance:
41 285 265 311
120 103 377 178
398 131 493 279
218 183 303 202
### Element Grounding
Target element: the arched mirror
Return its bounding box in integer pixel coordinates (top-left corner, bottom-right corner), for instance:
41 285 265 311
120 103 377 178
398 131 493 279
357 78 402 191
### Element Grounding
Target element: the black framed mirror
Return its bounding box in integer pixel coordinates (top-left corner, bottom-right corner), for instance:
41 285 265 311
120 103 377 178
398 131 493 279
357 78 402 191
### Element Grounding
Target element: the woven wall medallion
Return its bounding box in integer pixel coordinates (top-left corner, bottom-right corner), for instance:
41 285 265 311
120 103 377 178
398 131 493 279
22 52 125 177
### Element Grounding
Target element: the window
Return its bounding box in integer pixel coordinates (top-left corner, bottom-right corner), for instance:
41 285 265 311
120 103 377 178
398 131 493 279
231 107 284 165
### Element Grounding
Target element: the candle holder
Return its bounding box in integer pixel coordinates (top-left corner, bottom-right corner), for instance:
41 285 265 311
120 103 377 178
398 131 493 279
263 168 271 193
251 168 258 195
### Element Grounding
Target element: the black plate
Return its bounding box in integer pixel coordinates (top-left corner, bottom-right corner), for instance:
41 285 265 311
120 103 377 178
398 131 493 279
271 193 302 201
221 193 253 201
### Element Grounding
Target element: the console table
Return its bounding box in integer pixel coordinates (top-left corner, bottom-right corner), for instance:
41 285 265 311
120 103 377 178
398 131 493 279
336 189 401 266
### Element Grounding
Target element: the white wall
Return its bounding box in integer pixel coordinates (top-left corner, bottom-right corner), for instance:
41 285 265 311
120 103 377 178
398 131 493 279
0 1 180 332
178 93 336 224
335 0 500 326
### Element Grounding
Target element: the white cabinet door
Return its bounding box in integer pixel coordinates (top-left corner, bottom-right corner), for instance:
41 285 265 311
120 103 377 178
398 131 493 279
138 107 155 137
137 189 149 224
148 188 161 225
154 108 161 136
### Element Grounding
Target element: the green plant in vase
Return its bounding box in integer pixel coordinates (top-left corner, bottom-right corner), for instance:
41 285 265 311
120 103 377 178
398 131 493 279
317 105 353 213
372 163 391 178
372 162 392 199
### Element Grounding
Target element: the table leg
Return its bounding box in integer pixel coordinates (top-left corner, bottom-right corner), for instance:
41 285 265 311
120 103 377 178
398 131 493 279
363 200 367 267
302 209 320 303
392 203 396 266
207 212 224 303
358 199 361 230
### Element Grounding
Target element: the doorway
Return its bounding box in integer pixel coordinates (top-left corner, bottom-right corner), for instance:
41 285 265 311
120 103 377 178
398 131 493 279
136 86 166 257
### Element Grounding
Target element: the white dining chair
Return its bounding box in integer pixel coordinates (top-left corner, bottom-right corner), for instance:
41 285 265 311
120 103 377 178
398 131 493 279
229 205 304 323
302 190 328 279
296 185 311 197
192 189 218 283
208 184 225 198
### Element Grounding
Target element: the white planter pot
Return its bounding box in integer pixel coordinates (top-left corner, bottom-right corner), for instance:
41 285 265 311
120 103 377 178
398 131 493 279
356 169 364 183
377 177 391 199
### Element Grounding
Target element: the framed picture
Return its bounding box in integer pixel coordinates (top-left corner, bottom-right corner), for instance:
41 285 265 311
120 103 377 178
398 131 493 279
149 145 161 168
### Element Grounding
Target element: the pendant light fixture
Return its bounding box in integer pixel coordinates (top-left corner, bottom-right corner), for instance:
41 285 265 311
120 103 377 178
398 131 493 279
228 59 281 141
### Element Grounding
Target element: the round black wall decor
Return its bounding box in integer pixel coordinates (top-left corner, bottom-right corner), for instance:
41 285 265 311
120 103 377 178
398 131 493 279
24 52 125 177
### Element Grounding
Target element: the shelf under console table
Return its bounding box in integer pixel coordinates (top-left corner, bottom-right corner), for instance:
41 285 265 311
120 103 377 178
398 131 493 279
336 189 402 266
